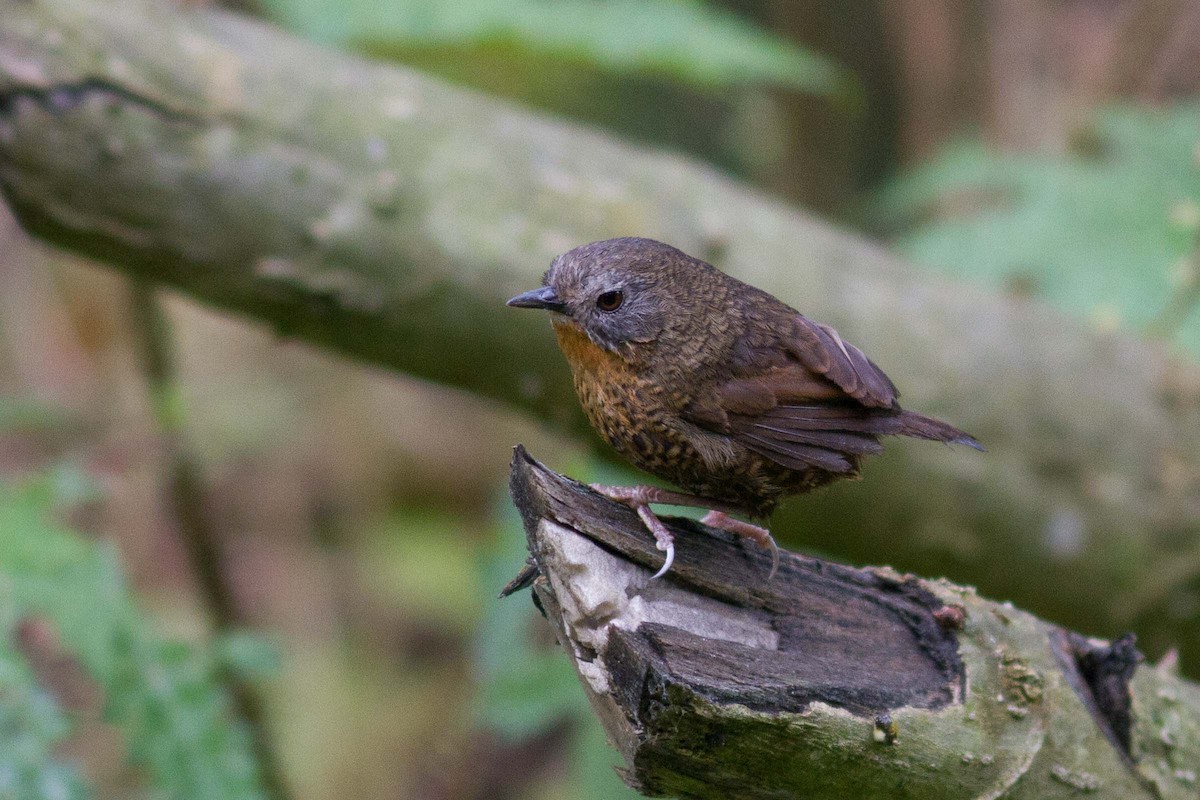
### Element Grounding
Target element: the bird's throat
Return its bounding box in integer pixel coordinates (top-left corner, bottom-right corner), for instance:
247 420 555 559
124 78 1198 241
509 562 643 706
552 318 620 377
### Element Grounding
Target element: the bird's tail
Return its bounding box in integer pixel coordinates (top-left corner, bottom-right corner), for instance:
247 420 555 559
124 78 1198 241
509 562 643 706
896 410 985 451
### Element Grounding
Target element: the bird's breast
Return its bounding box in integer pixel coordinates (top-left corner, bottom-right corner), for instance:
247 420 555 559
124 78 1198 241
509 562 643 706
553 320 679 462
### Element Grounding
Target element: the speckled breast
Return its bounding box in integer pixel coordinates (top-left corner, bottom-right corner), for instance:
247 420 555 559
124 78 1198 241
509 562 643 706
554 321 694 467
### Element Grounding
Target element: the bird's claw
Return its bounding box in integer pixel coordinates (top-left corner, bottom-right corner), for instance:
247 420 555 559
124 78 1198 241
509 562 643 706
650 541 675 580
638 505 676 580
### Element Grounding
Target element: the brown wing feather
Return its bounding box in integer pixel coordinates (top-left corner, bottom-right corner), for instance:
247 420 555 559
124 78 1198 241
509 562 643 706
684 315 978 475
727 401 892 474
736 431 857 473
746 422 885 455
789 316 898 409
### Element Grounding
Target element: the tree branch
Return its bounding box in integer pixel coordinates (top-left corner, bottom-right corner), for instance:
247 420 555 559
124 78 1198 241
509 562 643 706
4 0 1200 663
508 446 1199 799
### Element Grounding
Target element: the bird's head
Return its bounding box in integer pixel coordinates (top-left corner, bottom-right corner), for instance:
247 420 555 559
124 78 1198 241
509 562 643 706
507 237 708 352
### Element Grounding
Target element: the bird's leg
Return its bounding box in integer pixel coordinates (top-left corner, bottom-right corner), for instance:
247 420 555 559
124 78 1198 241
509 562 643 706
701 510 779 580
589 484 777 579
588 484 744 515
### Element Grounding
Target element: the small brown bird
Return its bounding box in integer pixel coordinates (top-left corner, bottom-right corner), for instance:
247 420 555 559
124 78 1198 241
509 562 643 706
508 238 981 578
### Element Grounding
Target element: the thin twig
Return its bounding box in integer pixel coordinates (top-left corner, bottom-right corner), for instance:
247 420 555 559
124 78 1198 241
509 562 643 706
128 280 293 800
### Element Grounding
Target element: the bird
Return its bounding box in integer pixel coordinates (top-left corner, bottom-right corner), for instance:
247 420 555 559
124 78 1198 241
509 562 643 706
507 237 981 579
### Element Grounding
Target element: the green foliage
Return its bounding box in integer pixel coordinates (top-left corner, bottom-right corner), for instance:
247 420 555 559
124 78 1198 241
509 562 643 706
875 104 1200 353
0 475 268 800
260 0 851 97
475 485 641 800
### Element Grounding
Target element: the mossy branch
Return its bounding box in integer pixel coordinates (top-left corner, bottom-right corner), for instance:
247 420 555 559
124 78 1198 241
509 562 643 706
508 447 1200 799
3 0 1200 666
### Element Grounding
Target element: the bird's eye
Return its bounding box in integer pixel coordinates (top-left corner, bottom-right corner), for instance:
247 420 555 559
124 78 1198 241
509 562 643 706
596 290 624 312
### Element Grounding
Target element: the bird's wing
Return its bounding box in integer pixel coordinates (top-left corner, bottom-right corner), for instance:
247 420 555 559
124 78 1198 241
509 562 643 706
784 315 898 409
684 314 969 474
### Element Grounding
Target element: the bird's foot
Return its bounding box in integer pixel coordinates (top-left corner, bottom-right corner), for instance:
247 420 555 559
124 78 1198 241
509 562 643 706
590 484 676 578
700 510 779 580
637 506 675 579
589 484 776 579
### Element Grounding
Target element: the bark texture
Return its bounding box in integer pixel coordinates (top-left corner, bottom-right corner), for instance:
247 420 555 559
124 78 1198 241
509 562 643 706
509 446 1200 799
3 0 1200 665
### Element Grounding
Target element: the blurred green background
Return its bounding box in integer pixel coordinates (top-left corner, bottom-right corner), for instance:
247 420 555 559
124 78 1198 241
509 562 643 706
2 0 1200 798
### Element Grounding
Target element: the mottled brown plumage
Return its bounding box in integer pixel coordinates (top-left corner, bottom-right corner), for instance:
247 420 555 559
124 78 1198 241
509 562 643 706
508 237 981 577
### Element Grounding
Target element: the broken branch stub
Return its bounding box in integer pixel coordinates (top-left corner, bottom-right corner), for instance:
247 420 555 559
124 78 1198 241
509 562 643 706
507 446 1200 799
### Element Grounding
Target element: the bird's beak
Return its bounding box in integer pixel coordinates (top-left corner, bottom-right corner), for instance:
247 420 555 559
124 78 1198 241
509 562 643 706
506 286 565 312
